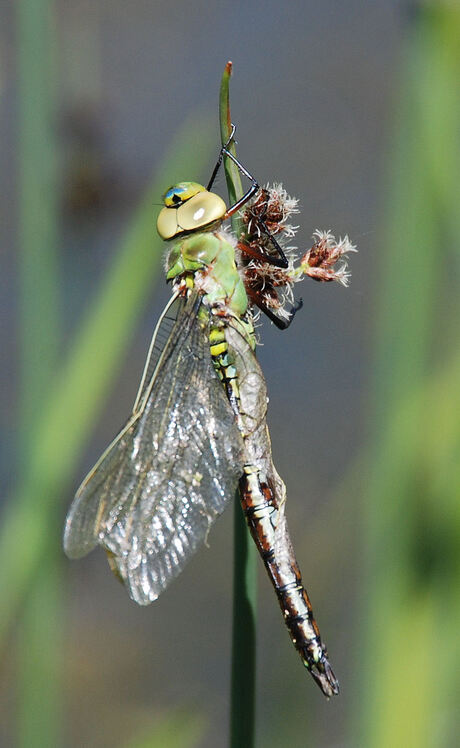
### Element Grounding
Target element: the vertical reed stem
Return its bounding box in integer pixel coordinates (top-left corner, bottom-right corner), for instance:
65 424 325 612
17 1 62 746
219 62 258 748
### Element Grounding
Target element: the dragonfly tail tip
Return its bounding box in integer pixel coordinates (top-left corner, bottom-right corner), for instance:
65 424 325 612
305 653 340 698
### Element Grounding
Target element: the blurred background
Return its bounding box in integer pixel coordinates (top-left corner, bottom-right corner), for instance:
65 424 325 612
1 1 459 746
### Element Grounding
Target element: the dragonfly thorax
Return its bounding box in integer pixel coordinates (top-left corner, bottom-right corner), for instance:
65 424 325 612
157 182 227 240
166 231 248 318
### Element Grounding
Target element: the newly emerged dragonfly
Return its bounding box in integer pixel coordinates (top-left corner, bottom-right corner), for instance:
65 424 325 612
64 126 355 697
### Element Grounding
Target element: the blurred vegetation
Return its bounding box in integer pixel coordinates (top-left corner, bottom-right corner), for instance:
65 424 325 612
356 4 460 747
17 1 61 745
8 2 212 746
123 710 205 748
2 1 459 746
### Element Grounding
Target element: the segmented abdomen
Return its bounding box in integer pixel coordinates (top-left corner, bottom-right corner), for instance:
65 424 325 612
210 317 339 697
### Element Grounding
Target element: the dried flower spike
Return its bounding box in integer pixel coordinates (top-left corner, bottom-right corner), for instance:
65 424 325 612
300 230 357 287
239 186 357 321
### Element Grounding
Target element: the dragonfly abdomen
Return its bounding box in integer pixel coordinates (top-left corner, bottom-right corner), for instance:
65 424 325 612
212 320 339 697
209 323 246 427
239 467 339 697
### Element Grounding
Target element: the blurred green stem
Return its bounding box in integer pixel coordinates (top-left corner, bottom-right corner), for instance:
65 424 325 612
220 63 258 748
0 118 212 650
18 2 59 429
17 0 62 746
357 5 460 747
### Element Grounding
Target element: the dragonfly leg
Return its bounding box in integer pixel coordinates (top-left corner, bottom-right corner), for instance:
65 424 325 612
206 124 237 192
237 236 288 270
207 122 259 215
243 216 289 268
247 288 303 330
223 164 290 270
238 191 289 268
207 125 269 234
208 126 288 267
221 148 260 219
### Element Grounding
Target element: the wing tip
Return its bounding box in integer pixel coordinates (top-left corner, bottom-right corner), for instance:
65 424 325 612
62 519 97 560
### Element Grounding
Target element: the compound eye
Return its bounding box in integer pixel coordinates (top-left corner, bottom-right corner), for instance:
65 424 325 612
177 191 226 231
163 185 186 207
157 205 179 239
163 182 206 207
157 184 227 239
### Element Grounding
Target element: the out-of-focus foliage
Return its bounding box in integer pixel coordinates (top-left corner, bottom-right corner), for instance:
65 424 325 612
1 1 459 747
125 710 205 748
6 4 212 747
358 5 460 747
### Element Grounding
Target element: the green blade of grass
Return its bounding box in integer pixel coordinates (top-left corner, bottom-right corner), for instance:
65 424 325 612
0 114 213 649
17 1 62 745
219 62 258 748
124 710 205 748
17 550 63 748
18 0 59 437
355 5 460 746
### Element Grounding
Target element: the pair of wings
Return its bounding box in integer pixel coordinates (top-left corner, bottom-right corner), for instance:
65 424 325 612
63 291 245 605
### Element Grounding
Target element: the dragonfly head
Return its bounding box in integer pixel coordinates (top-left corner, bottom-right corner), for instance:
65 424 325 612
157 182 227 240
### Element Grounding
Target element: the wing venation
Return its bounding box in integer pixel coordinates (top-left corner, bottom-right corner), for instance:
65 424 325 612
64 293 245 604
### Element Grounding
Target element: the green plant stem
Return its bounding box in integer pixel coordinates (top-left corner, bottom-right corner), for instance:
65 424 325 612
17 1 62 745
125 708 205 748
220 62 258 748
17 552 62 748
0 116 212 650
18 0 59 434
356 5 460 747
219 62 243 225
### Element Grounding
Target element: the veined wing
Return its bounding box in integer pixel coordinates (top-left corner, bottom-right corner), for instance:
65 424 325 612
64 292 245 605
131 291 182 414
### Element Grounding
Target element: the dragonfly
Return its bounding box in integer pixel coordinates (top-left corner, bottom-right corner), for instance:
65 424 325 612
64 125 353 698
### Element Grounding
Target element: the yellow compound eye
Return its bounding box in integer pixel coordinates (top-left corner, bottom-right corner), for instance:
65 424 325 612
163 182 206 207
176 191 226 232
157 206 180 240
157 189 227 240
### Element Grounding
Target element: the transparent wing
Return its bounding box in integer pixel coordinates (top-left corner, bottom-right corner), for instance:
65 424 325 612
131 291 182 414
64 292 245 604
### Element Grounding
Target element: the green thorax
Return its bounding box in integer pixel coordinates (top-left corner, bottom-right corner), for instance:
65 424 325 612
166 230 248 319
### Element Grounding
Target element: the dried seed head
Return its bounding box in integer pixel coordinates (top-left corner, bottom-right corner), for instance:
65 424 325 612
301 230 357 286
242 183 299 249
238 186 356 322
